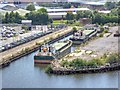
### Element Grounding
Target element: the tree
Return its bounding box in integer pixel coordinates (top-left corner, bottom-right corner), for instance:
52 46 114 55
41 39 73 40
49 18 53 24
0 13 4 23
66 12 74 20
76 11 93 20
14 12 23 23
25 11 50 25
9 11 15 23
4 12 9 23
38 8 47 13
63 3 71 8
26 4 35 11
105 2 116 10
3 12 23 24
72 27 77 32
76 12 83 20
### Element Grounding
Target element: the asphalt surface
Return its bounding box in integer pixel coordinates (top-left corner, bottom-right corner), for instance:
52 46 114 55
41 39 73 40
0 26 48 46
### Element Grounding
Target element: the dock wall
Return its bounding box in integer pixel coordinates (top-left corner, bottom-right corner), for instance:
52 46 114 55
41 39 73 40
50 64 120 75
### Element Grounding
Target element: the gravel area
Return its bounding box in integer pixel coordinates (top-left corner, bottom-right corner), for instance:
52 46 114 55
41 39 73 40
65 26 119 61
79 26 119 60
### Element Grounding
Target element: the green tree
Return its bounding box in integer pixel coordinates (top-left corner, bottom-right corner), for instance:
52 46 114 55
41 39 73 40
4 12 9 23
66 12 74 20
63 3 71 8
76 11 93 20
38 8 47 13
76 11 83 20
49 18 53 24
26 4 35 11
105 2 116 10
72 27 77 32
25 11 50 25
9 11 15 23
14 12 23 23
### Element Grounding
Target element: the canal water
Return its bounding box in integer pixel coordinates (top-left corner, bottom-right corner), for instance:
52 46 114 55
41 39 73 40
0 35 119 88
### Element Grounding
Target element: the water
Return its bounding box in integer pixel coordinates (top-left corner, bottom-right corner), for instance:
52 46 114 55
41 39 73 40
0 35 119 88
0 50 119 88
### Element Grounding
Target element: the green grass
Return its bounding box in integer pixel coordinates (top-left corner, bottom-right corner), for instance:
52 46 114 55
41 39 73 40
68 21 83 27
53 20 67 25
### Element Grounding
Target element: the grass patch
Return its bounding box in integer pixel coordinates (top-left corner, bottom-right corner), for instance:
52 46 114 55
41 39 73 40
68 21 83 27
53 20 67 25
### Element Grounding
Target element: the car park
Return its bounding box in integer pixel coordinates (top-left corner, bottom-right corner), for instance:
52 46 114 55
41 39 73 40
0 24 67 52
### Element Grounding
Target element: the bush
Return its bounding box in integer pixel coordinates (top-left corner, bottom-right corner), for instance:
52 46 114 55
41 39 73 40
25 48 30 52
59 53 120 69
68 58 87 68
67 20 74 24
100 27 104 32
99 33 103 37
45 65 53 74
72 27 77 31
22 26 28 30
106 53 120 64
61 60 70 67
26 3 35 11
36 42 42 45
104 30 108 33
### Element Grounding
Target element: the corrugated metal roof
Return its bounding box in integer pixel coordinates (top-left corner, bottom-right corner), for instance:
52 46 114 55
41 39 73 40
21 20 32 23
0 3 15 9
1 0 53 2
48 12 76 15
47 8 90 12
68 0 106 5
98 10 111 14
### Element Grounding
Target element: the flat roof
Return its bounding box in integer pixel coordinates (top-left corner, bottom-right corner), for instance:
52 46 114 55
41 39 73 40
84 30 95 35
53 41 68 50
47 8 90 12
0 3 15 9
48 12 76 15
68 0 106 5
98 10 111 14
21 20 32 23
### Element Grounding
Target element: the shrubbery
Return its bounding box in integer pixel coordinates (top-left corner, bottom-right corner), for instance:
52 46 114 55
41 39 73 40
45 65 53 74
60 53 120 69
106 53 120 64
